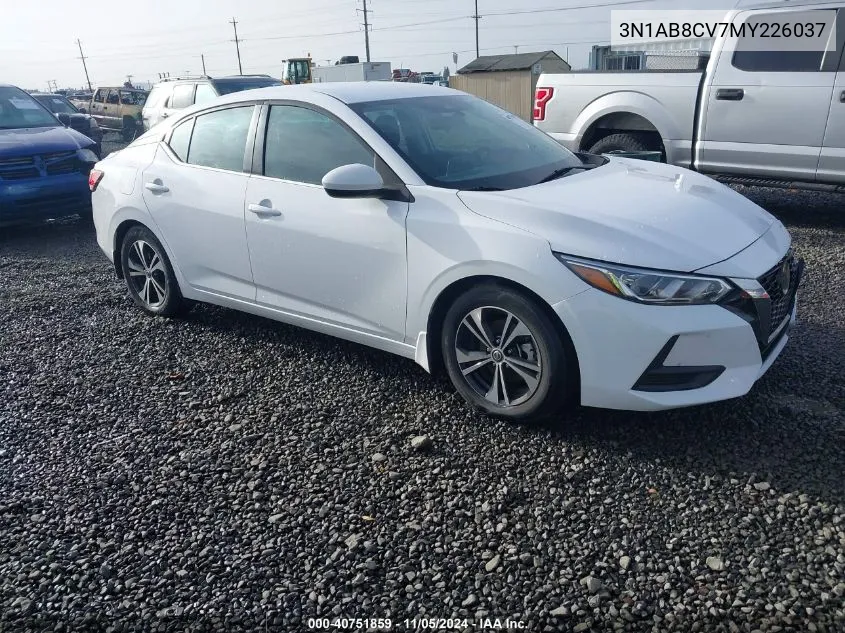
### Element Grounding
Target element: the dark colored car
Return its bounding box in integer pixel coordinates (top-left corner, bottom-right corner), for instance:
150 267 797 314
31 93 103 157
0 84 99 226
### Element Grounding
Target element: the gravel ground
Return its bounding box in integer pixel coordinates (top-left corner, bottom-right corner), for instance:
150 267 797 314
0 178 843 632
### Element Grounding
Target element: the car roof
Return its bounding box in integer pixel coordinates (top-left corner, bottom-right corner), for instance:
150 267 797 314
96 86 147 91
30 93 65 98
212 81 459 107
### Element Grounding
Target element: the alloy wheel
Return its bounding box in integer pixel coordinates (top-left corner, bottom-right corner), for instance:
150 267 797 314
454 306 543 407
125 239 168 309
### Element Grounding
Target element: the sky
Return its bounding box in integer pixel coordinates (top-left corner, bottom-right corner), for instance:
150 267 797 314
2 0 722 90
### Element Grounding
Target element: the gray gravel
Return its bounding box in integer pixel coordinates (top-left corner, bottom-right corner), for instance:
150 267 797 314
0 183 843 632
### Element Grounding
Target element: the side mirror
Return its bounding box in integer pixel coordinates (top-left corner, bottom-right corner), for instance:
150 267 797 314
78 107 87 114
56 112 71 126
322 163 384 198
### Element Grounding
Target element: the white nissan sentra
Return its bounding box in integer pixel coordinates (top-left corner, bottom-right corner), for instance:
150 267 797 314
90 82 802 421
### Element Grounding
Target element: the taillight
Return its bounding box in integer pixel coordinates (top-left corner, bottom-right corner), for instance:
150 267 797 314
533 86 554 121
88 169 104 192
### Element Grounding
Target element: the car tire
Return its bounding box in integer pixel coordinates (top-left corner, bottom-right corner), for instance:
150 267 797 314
119 225 186 317
441 283 577 421
588 132 655 155
121 119 136 142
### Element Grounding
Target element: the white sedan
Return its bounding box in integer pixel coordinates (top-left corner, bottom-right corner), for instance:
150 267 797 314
90 82 802 421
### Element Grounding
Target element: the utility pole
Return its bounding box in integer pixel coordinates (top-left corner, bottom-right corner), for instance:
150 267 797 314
472 0 481 59
358 0 372 62
513 45 519 54
230 17 243 75
76 39 92 91
201 54 207 75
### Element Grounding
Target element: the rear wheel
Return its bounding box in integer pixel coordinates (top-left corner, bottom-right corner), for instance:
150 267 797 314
119 225 186 317
588 132 655 155
441 284 577 421
122 118 137 142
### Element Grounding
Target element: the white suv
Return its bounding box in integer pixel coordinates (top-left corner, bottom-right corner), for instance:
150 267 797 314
141 75 281 131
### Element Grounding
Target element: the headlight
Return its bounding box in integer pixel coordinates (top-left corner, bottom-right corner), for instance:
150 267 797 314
556 254 733 305
76 148 99 164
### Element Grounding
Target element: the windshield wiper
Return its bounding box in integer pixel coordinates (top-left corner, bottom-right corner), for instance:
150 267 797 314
537 163 598 184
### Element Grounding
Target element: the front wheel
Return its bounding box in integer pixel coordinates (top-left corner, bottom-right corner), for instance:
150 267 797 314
441 284 577 421
119 225 186 317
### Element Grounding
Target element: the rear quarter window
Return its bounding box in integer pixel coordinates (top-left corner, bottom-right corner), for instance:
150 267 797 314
170 84 195 109
145 85 169 109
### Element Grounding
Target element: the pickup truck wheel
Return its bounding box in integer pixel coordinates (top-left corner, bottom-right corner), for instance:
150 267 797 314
588 133 654 156
122 119 137 142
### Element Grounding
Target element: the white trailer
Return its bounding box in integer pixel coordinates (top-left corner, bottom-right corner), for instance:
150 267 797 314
312 62 392 83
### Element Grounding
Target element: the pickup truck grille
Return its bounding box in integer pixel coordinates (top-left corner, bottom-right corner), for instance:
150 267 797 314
0 151 80 181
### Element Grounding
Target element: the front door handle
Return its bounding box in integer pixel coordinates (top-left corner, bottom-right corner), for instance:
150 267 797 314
144 181 169 194
248 202 282 217
840 90 845 103
716 88 744 101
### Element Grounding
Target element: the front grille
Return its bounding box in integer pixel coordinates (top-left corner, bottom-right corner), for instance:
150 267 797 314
0 155 39 180
43 151 79 176
0 151 82 181
758 252 799 338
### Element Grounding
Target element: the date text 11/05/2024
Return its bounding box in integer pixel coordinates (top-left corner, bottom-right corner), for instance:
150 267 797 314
306 617 527 630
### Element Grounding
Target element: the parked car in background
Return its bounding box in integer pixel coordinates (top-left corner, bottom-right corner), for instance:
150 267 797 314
31 93 103 157
67 92 93 111
91 83 800 421
141 75 282 131
533 1 845 192
0 84 99 226
88 86 148 141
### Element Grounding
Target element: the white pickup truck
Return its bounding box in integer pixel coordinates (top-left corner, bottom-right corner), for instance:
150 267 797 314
534 0 845 191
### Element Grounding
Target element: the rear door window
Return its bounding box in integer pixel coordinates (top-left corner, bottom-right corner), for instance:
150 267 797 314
186 106 254 172
168 118 194 162
106 90 120 104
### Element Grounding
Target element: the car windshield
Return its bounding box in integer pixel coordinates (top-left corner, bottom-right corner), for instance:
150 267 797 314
349 94 584 190
285 61 311 83
0 87 60 129
34 95 78 114
213 79 283 95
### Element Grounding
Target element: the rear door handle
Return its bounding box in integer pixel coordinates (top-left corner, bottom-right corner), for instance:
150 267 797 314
248 202 282 217
840 90 845 103
144 181 169 194
716 88 744 101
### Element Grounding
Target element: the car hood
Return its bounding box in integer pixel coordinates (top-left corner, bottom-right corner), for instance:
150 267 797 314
457 158 776 272
0 126 94 159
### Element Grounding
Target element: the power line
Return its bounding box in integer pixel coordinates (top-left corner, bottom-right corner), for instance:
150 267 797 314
76 39 92 91
247 16 460 42
485 0 653 17
230 17 243 75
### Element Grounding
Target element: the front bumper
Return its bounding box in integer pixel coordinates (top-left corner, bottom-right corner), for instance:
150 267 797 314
0 172 91 225
553 286 798 412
